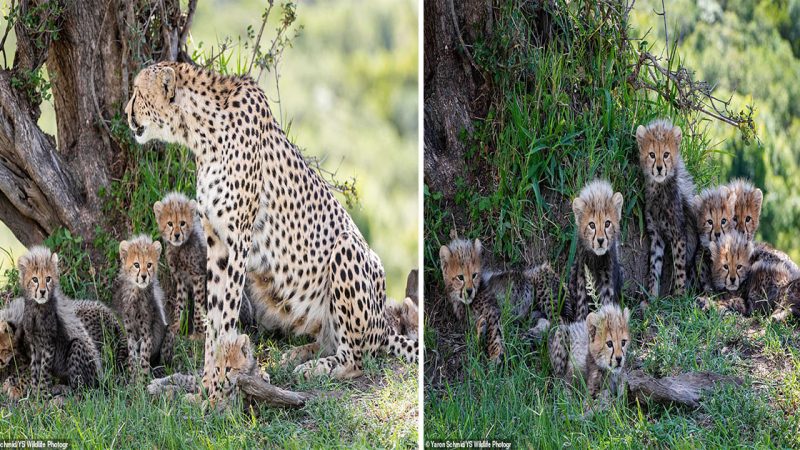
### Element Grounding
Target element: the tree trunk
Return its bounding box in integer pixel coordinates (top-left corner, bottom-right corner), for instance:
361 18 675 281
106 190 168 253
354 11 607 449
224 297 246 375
0 0 194 248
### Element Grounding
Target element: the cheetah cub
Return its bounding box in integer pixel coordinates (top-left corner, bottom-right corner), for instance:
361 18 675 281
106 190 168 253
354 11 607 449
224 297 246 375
636 119 698 300
0 298 28 399
548 304 630 398
112 235 172 377
19 247 102 394
693 186 737 292
706 233 800 318
72 300 129 373
154 192 207 340
569 179 623 321
385 297 419 340
728 178 762 241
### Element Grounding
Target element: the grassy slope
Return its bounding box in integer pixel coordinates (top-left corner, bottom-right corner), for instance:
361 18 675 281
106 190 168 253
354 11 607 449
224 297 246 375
1 335 418 448
423 1 799 447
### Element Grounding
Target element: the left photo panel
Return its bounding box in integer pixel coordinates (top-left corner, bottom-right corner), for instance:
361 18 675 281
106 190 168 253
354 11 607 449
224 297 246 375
0 0 420 448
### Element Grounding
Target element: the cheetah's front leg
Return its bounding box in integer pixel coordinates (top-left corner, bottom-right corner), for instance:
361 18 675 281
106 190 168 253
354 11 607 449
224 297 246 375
671 234 688 295
172 275 189 335
647 227 665 301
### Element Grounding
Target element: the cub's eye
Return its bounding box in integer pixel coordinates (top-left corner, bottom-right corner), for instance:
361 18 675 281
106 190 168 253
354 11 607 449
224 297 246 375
588 222 595 230
31 277 38 284
723 264 729 270
721 218 727 225
147 263 152 268
746 216 752 223
167 221 173 227
606 341 613 348
180 221 186 227
707 219 713 225
472 272 479 280
621 339 627 347
663 152 670 159
456 275 464 281
605 220 611 228
733 215 738 222
134 262 140 269
45 276 51 283
649 152 655 159
736 264 742 270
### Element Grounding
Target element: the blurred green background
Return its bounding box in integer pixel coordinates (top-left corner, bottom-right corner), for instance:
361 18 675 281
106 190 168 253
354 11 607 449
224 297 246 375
0 0 419 302
632 0 800 262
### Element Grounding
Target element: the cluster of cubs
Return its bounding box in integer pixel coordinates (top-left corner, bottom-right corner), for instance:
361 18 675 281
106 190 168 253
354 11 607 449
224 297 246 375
439 118 799 398
0 191 419 402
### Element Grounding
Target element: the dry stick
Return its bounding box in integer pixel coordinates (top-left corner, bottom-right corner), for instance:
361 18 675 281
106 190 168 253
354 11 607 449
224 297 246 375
235 373 312 408
625 369 742 409
247 0 274 76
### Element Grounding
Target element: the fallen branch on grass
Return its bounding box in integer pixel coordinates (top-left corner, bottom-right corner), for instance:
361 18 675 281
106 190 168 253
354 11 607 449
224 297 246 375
625 369 742 409
235 373 312 408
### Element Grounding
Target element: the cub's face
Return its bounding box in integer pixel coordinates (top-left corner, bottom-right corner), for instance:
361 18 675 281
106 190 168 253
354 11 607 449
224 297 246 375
709 234 753 291
154 198 197 246
587 307 630 373
733 188 763 241
18 249 59 305
0 321 16 368
119 239 161 289
125 64 179 144
636 123 682 183
573 191 624 256
439 239 482 305
216 333 258 387
387 297 419 340
694 186 736 248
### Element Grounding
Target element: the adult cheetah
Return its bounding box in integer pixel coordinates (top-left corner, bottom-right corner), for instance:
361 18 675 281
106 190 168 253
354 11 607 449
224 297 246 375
124 63 417 402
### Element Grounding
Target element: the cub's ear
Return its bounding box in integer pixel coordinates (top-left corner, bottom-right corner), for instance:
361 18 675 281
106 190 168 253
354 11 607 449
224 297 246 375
623 307 630 322
157 67 176 102
572 197 585 219
635 125 647 146
753 188 763 212
612 192 624 218
439 245 451 266
153 200 164 217
672 125 682 145
119 240 130 260
152 240 162 257
473 239 483 256
708 240 719 259
745 241 754 257
692 195 702 215
50 252 59 270
16 254 30 275
235 333 251 358
403 297 419 325
189 199 198 212
586 312 599 340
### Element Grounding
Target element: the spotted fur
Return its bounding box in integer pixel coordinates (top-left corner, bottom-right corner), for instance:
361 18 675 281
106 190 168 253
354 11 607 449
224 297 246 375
569 179 623 321
126 63 416 402
548 304 630 397
636 119 698 299
154 192 207 340
72 300 129 373
0 298 28 400
111 235 172 377
693 186 737 291
18 247 102 394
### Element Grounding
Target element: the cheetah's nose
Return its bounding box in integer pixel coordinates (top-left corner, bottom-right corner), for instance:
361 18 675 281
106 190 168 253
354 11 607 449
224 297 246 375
656 166 663 173
174 233 181 240
729 277 736 284
715 232 721 239
39 289 46 296
597 238 605 246
615 356 622 365
465 288 474 298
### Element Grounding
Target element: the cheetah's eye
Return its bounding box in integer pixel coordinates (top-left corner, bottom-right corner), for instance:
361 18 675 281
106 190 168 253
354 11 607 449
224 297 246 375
736 264 742 270
663 152 670 159
707 219 713 225
723 264 729 270
721 218 727 225
746 216 752 223
180 221 186 227
167 221 173 227
606 341 613 348
134 262 140 269
588 222 595 230
456 275 464 282
649 152 655 159
31 277 38 284
621 339 627 347
472 273 479 280
45 276 51 283
147 263 152 269
605 220 611 228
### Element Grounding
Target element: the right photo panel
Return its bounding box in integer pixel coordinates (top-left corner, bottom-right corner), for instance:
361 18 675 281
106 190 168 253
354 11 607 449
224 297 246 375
423 0 800 447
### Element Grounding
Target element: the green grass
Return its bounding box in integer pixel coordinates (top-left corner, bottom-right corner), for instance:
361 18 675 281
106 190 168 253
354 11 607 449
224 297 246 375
424 294 800 448
0 332 418 448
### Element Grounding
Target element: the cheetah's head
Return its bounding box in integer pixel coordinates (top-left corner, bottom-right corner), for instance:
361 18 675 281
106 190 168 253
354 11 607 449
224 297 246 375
572 180 623 256
439 238 482 306
17 246 59 305
386 297 419 340
125 63 181 145
693 185 737 248
709 232 752 292
119 235 161 289
0 320 17 368
587 304 630 374
215 332 260 390
730 179 763 241
154 192 198 247
636 119 682 183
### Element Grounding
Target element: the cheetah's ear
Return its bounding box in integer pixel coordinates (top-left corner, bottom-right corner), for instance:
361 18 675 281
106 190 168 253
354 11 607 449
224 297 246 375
119 240 130 260
708 240 719 260
235 333 251 357
439 245 451 266
50 252 59 270
612 192 624 218
586 312 599 341
746 241 754 258
16 254 30 276
572 197 585 219
671 125 682 146
623 307 630 323
153 200 164 217
189 199 198 212
157 67 176 103
473 239 483 257
635 125 647 146
152 240 162 257
403 297 419 326
753 189 763 213
692 195 702 214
